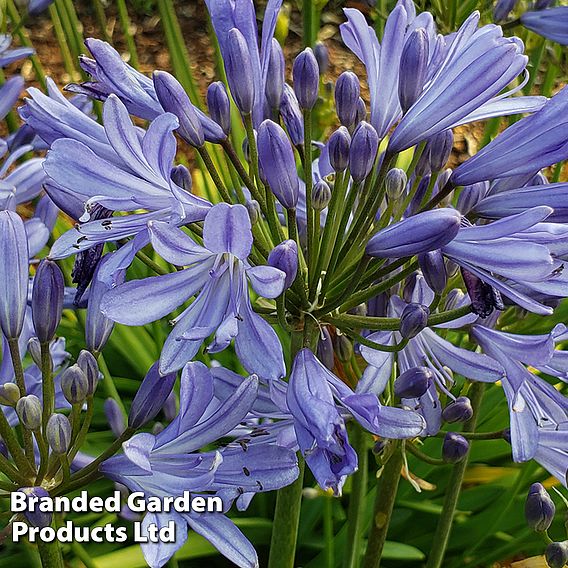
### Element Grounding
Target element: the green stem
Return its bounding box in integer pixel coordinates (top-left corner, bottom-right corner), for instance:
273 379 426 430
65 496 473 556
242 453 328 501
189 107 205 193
363 440 404 568
197 146 232 203
116 0 139 68
324 495 334 568
303 0 315 46
425 382 485 568
40 342 54 434
37 538 64 568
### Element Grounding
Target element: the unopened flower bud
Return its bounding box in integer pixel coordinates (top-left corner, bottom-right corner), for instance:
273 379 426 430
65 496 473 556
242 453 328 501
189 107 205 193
27 337 42 367
335 71 360 128
266 39 285 109
334 334 353 362
245 200 261 225
0 210 29 340
0 383 20 406
350 121 379 182
258 120 299 209
493 0 517 22
355 97 366 124
128 362 177 429
400 303 430 339
46 413 71 454
16 395 42 431
207 81 231 136
312 179 331 210
153 70 204 147
525 483 556 532
546 542 568 568
104 398 125 438
394 366 432 399
442 396 473 423
418 249 447 294
385 168 407 201
280 84 304 146
32 259 64 343
268 240 298 290
399 28 429 113
457 181 489 215
428 130 453 172
293 48 319 110
442 432 469 463
317 327 334 370
77 350 99 397
162 391 177 422
225 28 255 115
18 488 52 528
328 126 351 172
314 42 329 75
171 164 192 192
61 364 88 405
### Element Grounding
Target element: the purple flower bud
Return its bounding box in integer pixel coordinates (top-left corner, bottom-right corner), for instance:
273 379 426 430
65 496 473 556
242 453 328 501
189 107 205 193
394 366 432 399
18 488 52 528
525 482 556 532
534 0 554 9
428 130 453 172
0 210 28 340
456 181 489 214
16 395 42 431
312 179 332 210
293 48 319 110
494 0 518 22
245 199 261 225
400 303 430 339
546 542 568 568
418 250 447 294
442 432 469 463
77 350 99 397
385 168 407 200
328 126 351 172
442 396 473 423
153 70 204 147
461 267 504 318
314 42 329 75
366 208 461 258
355 97 366 124
317 326 334 370
268 240 298 290
349 121 379 182
128 362 177 429
27 338 42 367
399 28 429 113
46 413 71 454
280 84 304 146
0 383 20 406
266 39 285 110
335 71 360 128
61 364 89 405
207 81 231 136
257 119 299 209
170 166 192 196
334 334 353 362
104 398 125 438
225 28 255 115
32 259 64 343
162 391 177 422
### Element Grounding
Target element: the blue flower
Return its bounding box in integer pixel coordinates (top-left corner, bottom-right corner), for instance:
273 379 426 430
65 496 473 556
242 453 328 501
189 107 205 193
521 7 568 46
101 203 287 377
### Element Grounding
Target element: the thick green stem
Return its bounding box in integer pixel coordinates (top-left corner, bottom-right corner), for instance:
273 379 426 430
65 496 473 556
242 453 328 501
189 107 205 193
37 538 64 568
425 382 485 568
40 342 54 434
363 440 404 568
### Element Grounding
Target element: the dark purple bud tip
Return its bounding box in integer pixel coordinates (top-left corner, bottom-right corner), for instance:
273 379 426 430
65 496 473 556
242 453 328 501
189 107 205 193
442 432 469 463
16 395 42 431
385 168 407 201
0 383 20 406
525 483 556 532
104 398 126 438
268 240 298 290
335 71 360 128
312 179 332 210
18 488 52 528
207 81 231 136
153 70 204 147
418 250 447 295
328 126 351 172
32 259 64 343
293 48 319 110
171 164 193 192
394 366 432 399
546 541 568 568
334 334 353 363
314 42 329 75
61 364 89 405
400 303 430 339
77 350 99 397
128 362 177 429
349 121 379 182
442 396 473 424
461 267 504 318
225 28 255 115
46 413 72 455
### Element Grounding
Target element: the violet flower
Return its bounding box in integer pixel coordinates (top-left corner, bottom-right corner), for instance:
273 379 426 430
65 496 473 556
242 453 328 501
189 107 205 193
521 7 568 45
